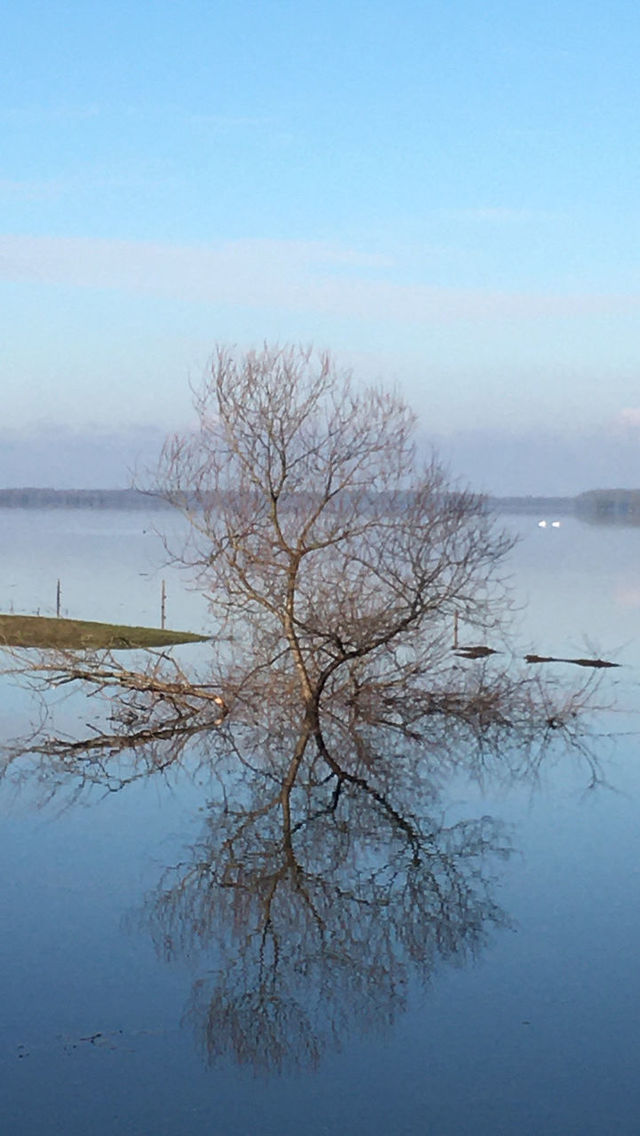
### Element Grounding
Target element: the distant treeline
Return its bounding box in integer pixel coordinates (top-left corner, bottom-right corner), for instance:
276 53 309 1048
0 488 171 509
0 487 573 512
574 489 640 524
1 486 640 523
487 495 576 515
495 490 640 524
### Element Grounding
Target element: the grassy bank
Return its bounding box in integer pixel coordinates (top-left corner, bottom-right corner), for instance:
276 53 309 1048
0 613 208 650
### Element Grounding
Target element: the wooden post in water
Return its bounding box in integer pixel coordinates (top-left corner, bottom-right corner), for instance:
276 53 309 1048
56 578 61 618
161 579 166 630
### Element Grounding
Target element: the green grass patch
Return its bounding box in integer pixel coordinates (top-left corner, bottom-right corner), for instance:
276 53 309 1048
0 613 208 650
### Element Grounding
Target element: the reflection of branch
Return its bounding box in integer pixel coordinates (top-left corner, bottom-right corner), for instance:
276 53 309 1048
318 657 604 790
20 716 210 761
135 754 510 1075
0 635 608 1072
0 647 230 795
2 719 213 799
313 721 424 862
3 649 227 718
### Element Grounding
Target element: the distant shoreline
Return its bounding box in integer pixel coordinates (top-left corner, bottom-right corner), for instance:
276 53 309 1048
0 488 171 509
0 487 639 523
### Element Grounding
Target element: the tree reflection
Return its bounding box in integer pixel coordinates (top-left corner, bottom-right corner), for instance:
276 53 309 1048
0 644 603 1073
132 726 510 1074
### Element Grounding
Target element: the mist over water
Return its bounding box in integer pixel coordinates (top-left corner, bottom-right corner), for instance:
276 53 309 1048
3 420 640 497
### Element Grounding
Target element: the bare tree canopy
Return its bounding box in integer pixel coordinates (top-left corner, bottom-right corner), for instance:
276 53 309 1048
153 344 596 784
1 343 601 795
161 344 513 683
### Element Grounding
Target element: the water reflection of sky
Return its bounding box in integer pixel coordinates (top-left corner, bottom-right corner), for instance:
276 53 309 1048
506 515 640 667
0 508 208 632
1 508 640 1134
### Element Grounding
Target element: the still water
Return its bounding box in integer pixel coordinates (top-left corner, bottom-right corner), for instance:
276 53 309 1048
1 508 639 1135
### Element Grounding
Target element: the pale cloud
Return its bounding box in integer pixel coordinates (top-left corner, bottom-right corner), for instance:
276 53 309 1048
0 170 177 202
0 104 100 123
1 233 639 326
615 408 640 429
615 584 640 609
431 425 640 496
3 419 637 494
0 103 277 136
185 112 277 130
0 179 65 201
439 207 556 224
0 423 167 489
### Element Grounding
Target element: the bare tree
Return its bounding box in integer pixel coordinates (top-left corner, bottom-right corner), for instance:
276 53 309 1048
0 343 601 795
155 343 598 788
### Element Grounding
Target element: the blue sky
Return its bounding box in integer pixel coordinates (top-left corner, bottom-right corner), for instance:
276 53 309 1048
2 0 640 491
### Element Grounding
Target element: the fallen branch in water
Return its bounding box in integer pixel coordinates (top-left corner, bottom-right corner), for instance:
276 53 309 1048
525 654 619 669
453 645 619 669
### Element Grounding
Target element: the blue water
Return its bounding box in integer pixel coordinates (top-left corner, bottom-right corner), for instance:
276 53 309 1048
0 509 639 1134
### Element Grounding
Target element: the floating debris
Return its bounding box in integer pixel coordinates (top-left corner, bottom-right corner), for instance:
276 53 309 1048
525 654 619 669
454 645 498 659
453 648 619 668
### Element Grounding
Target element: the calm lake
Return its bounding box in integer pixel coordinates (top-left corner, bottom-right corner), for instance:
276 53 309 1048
1 507 639 1135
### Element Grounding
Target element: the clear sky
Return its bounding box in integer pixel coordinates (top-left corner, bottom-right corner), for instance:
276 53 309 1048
2 0 640 492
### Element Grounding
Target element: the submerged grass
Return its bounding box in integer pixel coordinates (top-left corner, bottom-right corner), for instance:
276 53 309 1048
0 613 208 650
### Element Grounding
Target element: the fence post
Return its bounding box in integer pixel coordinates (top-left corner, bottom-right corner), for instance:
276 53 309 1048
161 579 166 629
56 579 61 618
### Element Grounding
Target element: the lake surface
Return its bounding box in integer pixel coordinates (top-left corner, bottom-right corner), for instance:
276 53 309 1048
1 508 639 1135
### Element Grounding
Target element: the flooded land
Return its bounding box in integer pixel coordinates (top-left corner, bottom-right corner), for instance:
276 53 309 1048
1 507 639 1135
